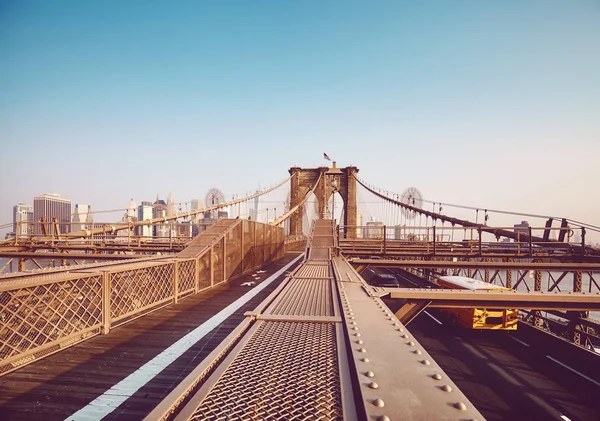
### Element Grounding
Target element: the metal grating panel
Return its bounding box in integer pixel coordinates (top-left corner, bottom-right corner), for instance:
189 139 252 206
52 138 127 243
268 279 333 316
190 321 342 420
295 263 331 279
0 275 102 363
309 248 329 260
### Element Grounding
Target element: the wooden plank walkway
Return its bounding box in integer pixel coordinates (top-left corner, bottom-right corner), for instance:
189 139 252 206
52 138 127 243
0 252 303 421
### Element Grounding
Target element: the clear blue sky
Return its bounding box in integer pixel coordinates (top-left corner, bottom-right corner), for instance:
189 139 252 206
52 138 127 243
1 1 599 239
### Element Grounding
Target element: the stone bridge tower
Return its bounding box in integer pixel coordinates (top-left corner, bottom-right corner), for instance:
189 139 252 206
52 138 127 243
288 163 359 238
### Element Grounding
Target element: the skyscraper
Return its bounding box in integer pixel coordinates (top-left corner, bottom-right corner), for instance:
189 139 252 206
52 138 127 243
166 192 176 217
72 204 93 232
513 221 530 242
138 201 153 237
13 203 33 237
33 194 71 235
153 196 168 237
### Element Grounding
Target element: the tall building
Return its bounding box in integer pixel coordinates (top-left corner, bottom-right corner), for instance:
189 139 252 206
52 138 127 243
191 198 204 223
127 199 137 220
138 201 153 237
33 194 71 235
13 203 33 237
365 220 383 239
253 190 260 222
167 192 176 217
153 196 168 237
72 204 93 232
513 221 530 241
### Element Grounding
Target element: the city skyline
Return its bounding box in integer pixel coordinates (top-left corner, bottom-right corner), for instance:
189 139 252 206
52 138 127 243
1 1 598 241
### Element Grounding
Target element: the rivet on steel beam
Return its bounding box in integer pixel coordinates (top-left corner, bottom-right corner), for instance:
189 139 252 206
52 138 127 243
365 371 375 378
397 327 404 332
350 316 355 320
362 357 370 362
393 323 399 326
354 333 361 337
350 321 356 325
368 382 379 389
454 402 468 410
356 340 364 344
413 349 422 355
358 348 367 353
421 359 431 365
401 334 408 338
440 384 452 392
387 317 393 321
353 327 360 331
378 415 390 421
407 341 415 346
373 398 385 408
432 373 442 380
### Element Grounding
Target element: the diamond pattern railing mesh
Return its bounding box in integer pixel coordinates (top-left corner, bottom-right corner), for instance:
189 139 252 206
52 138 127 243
212 238 225 286
0 274 103 373
190 321 342 420
198 253 211 291
110 263 174 322
177 259 196 294
0 220 286 376
225 224 243 280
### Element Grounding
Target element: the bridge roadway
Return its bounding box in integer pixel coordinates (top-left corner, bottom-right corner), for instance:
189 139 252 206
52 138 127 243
374 269 600 421
0 220 598 420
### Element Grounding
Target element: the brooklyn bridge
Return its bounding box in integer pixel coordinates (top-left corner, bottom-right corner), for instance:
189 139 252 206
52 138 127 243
1 163 599 421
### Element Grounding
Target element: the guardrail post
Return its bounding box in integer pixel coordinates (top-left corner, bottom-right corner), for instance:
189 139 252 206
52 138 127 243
581 227 586 256
195 256 200 293
432 226 436 256
173 260 179 304
210 246 215 287
223 236 227 282
241 222 245 273
101 271 111 335
383 225 387 255
477 228 482 256
528 226 533 257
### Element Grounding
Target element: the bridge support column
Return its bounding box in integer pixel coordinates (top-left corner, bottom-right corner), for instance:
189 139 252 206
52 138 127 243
534 260 542 291
289 167 302 237
343 166 358 239
505 258 513 289
573 271 582 292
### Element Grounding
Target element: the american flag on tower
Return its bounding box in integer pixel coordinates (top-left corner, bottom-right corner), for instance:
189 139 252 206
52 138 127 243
323 153 331 161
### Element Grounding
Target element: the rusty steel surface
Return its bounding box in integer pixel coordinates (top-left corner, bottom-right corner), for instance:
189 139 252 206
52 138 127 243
384 288 600 311
334 256 484 420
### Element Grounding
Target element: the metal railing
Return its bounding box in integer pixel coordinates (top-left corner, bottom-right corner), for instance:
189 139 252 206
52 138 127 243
338 225 598 258
0 220 288 376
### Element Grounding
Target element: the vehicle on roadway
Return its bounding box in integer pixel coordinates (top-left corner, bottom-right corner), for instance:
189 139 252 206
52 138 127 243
370 272 400 288
436 275 518 330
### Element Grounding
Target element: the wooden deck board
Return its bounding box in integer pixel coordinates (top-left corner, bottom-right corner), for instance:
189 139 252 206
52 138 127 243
0 253 301 421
